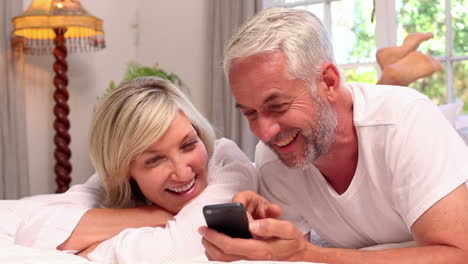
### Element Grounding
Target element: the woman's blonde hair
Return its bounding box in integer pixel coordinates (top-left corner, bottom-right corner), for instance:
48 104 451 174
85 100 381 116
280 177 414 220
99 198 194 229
89 77 215 208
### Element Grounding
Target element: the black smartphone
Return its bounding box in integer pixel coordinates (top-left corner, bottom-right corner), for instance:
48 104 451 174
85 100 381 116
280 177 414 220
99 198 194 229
203 202 252 239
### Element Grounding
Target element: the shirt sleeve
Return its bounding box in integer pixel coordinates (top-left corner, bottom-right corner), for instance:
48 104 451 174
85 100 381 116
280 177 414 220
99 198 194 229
15 173 105 249
389 99 468 230
88 138 258 264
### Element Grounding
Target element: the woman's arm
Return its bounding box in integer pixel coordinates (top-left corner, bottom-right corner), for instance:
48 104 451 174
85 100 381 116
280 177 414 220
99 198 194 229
58 205 174 251
15 173 174 251
82 139 259 263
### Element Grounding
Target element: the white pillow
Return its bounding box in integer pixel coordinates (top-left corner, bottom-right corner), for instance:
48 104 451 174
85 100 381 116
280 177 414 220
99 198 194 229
438 99 464 126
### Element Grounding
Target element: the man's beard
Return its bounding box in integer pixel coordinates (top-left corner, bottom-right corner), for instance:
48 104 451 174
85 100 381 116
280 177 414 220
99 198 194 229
268 97 338 169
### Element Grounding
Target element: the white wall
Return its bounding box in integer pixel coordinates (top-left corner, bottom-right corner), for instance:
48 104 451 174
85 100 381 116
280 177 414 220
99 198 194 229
22 0 209 195
137 0 209 115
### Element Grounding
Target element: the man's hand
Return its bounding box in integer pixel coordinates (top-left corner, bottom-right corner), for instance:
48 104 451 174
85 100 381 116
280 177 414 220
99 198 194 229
199 218 316 262
233 191 282 220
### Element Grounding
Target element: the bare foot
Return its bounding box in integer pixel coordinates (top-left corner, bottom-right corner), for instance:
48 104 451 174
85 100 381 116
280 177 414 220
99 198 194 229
376 32 433 69
378 51 442 86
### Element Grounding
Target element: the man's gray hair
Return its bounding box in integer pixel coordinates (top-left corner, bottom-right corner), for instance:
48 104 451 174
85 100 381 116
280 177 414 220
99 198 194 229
224 7 336 85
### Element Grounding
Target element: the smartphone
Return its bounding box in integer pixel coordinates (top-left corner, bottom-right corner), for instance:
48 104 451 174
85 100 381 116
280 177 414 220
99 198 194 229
203 202 252 239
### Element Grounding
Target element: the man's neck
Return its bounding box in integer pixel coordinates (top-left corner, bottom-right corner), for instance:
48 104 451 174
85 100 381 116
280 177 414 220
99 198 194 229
314 137 358 195
314 88 358 195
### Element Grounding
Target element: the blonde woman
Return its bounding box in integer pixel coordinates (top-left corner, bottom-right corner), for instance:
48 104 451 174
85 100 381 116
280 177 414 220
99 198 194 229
15 77 258 263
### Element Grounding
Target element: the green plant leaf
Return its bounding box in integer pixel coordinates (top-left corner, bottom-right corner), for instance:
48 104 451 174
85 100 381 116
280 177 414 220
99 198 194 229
100 62 186 103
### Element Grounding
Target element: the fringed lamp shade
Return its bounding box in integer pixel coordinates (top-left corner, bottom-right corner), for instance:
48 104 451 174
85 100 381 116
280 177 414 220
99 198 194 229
11 0 105 193
11 0 105 55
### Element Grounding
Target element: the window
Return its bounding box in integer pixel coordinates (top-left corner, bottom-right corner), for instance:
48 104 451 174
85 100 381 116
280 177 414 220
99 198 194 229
261 0 468 112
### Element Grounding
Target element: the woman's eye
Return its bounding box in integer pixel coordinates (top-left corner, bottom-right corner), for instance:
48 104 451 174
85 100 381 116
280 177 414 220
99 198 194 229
145 156 163 166
182 139 198 151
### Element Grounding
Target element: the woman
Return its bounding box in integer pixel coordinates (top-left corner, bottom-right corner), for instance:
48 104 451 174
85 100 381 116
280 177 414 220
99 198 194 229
14 77 258 263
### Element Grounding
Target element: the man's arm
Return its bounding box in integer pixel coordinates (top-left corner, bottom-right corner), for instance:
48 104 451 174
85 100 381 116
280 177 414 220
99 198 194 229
58 205 173 251
201 184 468 263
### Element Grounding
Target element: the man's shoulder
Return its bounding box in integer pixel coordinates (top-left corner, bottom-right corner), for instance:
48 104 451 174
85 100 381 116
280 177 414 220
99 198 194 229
347 82 431 126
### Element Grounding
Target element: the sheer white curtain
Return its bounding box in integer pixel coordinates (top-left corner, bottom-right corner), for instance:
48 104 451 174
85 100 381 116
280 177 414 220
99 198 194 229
0 1 30 199
207 0 260 160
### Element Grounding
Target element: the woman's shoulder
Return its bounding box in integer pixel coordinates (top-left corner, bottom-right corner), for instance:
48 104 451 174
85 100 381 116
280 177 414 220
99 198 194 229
207 139 258 188
211 138 253 165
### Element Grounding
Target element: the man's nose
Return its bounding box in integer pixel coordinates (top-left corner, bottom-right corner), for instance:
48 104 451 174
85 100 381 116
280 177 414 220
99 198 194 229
253 115 280 143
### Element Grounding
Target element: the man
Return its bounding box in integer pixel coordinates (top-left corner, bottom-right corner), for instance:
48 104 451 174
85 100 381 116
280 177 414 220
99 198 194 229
199 8 468 263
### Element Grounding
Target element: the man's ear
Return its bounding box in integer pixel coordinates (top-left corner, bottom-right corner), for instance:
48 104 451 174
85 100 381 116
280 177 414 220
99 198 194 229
318 63 341 102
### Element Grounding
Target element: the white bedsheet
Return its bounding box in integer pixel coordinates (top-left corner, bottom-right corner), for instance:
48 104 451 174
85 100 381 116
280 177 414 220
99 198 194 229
0 245 324 264
0 244 94 264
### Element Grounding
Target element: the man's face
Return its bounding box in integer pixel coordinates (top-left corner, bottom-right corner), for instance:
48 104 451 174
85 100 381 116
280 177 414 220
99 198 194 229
229 51 337 168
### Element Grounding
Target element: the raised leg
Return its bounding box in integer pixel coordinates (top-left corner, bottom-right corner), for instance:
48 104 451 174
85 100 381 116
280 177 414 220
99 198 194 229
377 51 442 86
376 32 433 70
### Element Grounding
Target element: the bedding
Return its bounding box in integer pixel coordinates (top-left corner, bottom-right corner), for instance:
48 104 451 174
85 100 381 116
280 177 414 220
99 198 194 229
0 200 414 264
0 244 324 264
438 99 463 126
1 231 324 264
0 239 412 264
0 244 94 264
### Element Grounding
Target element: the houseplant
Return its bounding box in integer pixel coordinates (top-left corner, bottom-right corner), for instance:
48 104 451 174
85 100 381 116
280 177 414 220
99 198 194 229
100 62 187 101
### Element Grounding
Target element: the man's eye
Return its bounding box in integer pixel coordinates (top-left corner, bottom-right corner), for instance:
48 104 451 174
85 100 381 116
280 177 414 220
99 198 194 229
243 110 256 117
270 103 288 110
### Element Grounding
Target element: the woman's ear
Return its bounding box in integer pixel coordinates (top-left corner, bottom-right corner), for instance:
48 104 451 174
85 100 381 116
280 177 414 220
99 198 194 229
319 63 341 102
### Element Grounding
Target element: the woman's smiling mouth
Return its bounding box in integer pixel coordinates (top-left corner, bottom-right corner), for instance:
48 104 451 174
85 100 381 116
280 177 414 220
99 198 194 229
167 177 196 193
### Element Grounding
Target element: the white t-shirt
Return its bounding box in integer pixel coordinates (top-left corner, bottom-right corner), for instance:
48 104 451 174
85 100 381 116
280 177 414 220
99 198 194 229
256 83 468 249
15 138 258 263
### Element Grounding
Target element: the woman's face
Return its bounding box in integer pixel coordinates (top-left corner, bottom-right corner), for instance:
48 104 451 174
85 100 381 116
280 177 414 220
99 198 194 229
130 111 208 214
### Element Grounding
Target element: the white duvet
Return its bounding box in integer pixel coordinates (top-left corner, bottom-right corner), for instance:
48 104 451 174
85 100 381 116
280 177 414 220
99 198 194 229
0 244 93 264
0 243 321 264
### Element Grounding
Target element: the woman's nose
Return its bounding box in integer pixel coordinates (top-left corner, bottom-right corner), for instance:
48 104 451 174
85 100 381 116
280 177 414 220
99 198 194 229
171 161 193 182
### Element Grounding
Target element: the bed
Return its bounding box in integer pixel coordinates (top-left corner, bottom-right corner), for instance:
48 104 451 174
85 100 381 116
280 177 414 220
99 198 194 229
0 198 421 264
1 102 466 264
0 220 415 264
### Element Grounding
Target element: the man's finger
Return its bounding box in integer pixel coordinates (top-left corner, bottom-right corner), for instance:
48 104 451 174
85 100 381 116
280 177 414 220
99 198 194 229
249 219 302 240
233 191 258 215
232 190 254 205
266 204 282 219
202 238 243 262
253 199 266 219
200 226 266 258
